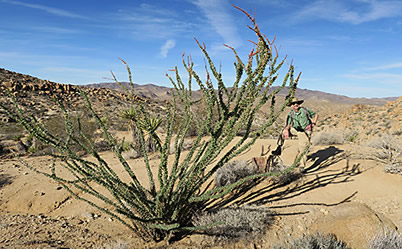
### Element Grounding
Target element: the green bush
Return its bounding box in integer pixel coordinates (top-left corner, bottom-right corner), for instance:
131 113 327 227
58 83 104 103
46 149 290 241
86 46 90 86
0 6 304 242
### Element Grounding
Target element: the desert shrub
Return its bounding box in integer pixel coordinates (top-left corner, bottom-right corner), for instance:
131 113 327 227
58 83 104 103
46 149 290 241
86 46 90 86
366 135 401 175
32 112 98 155
214 160 258 187
173 113 203 137
12 134 23 141
312 131 344 145
272 233 350 249
366 230 402 249
99 116 109 129
103 240 129 249
119 141 132 152
383 164 402 175
345 130 359 143
27 146 38 154
120 108 144 155
172 103 210 137
93 139 112 152
0 122 24 140
192 205 273 242
272 171 304 185
121 109 162 154
392 130 402 136
0 6 305 242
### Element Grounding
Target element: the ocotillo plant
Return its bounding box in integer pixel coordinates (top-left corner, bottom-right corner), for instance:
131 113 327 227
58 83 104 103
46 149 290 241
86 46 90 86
1 6 303 242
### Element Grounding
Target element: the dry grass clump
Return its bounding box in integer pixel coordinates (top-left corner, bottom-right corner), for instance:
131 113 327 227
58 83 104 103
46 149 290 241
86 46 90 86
102 240 129 249
312 130 344 145
366 135 401 175
366 230 402 249
192 205 273 242
272 233 350 249
214 160 258 187
344 130 359 143
272 171 304 186
214 158 301 188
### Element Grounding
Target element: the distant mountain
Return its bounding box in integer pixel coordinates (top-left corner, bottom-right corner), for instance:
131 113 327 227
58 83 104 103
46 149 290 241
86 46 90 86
84 82 398 106
84 82 172 101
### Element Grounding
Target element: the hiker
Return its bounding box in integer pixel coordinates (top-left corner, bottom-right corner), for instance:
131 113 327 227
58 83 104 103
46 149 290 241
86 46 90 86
283 97 318 168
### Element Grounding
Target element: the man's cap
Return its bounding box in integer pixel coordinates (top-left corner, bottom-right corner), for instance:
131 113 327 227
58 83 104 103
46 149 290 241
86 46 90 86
287 97 304 106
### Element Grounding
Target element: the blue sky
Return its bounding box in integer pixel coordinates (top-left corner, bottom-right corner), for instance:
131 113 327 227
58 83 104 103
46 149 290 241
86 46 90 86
1 0 401 98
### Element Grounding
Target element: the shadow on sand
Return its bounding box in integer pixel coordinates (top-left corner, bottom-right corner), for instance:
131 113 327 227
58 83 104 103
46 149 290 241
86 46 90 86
0 173 13 189
206 146 363 216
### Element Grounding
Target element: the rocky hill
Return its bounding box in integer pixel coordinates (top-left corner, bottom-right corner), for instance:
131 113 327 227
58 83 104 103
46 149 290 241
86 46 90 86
0 68 160 156
0 68 156 123
315 96 402 144
0 68 143 102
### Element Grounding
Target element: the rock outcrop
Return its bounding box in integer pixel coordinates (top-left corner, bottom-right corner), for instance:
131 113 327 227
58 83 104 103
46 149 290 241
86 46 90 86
309 202 398 249
0 68 149 157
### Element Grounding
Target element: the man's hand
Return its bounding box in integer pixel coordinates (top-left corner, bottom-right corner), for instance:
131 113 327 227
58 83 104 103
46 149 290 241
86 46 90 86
283 129 290 139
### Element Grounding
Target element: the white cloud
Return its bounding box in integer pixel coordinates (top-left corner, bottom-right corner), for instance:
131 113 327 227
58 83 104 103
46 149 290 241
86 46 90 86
326 35 368 43
0 0 90 20
192 0 242 48
343 72 402 85
32 26 81 34
250 0 291 8
160 39 176 58
342 61 402 92
295 0 402 24
115 4 197 40
363 62 402 71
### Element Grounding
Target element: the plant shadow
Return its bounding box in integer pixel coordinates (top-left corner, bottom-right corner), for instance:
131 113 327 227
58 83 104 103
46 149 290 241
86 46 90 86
204 146 363 222
306 145 345 173
0 173 13 189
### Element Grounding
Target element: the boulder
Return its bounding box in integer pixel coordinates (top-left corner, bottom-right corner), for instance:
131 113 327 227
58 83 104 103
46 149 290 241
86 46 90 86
3 80 13 88
309 201 398 249
122 148 141 159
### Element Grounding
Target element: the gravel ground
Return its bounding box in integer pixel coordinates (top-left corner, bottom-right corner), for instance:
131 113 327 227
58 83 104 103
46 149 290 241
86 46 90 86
0 213 116 249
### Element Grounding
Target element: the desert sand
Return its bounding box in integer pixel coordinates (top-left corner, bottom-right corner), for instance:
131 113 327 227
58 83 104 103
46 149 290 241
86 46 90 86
0 134 401 248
